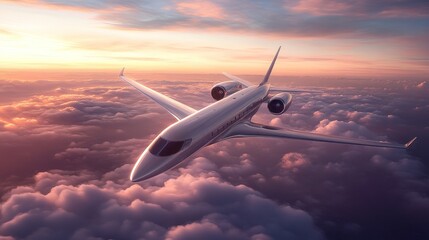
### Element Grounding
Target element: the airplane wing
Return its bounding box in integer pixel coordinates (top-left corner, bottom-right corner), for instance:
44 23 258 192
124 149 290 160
269 87 323 93
222 122 416 150
222 72 253 87
119 68 197 120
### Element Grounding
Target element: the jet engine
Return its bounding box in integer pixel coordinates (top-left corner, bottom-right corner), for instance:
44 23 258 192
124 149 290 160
267 92 293 115
211 81 243 100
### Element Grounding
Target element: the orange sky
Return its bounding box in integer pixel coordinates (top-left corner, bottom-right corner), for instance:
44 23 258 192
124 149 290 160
0 1 428 78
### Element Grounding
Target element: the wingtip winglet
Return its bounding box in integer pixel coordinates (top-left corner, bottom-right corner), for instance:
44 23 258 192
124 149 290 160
405 137 417 149
119 67 125 77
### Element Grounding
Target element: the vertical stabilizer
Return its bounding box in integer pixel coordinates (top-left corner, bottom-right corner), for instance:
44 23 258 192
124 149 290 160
259 46 281 86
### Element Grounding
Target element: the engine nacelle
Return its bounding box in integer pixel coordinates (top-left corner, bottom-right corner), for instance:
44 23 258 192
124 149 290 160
267 92 293 115
211 81 243 101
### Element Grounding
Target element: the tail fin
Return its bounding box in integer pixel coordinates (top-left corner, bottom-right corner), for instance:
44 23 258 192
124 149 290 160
259 46 281 86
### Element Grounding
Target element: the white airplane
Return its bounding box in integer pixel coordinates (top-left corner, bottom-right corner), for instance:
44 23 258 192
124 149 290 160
120 47 416 182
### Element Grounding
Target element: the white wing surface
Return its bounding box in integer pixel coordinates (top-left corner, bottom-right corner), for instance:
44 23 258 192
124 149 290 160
223 122 416 149
120 69 197 120
222 72 253 87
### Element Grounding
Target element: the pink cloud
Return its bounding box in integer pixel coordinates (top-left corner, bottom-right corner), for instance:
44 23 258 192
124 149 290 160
166 221 223 239
314 119 374 139
291 0 429 17
291 0 352 15
0 74 427 239
175 0 226 20
0 163 323 239
281 153 309 171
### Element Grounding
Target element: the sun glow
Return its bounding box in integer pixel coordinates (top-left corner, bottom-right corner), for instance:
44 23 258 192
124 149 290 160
0 1 427 78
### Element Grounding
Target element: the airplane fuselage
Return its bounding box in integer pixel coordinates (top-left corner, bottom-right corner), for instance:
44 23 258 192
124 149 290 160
125 46 413 182
130 85 270 181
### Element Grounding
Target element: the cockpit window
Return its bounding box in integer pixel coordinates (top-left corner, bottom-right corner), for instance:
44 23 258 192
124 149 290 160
149 137 191 156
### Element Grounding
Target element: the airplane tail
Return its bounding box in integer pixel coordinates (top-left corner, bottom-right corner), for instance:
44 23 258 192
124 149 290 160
259 46 281 86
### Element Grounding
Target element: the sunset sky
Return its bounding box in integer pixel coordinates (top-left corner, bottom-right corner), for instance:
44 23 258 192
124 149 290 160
1 1 429 239
0 0 428 77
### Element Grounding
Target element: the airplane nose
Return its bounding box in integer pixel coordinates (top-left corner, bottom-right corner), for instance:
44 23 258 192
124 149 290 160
130 152 165 182
130 170 151 182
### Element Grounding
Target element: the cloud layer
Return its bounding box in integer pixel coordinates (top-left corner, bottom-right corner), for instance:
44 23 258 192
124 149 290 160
0 164 323 240
0 73 428 239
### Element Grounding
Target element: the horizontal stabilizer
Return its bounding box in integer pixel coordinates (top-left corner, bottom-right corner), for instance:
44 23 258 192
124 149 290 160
222 72 253 87
269 87 323 93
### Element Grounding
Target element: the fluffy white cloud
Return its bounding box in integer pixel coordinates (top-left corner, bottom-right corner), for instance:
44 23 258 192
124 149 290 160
0 160 323 240
1 76 428 240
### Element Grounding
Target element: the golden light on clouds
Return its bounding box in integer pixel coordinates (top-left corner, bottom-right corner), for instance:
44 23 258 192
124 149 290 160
1 117 38 129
